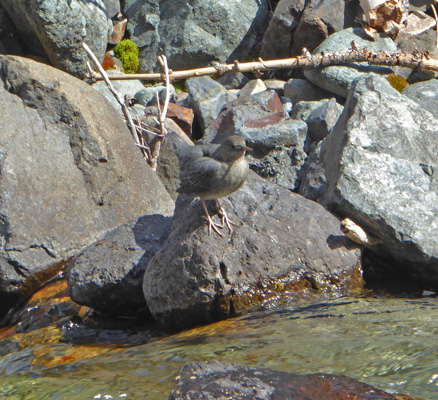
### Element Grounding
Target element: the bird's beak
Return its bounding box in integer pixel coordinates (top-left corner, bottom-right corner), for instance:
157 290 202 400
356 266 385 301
242 145 252 153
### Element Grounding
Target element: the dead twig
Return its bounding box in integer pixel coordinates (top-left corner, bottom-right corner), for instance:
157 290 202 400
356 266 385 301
82 42 151 162
149 54 170 171
90 44 438 83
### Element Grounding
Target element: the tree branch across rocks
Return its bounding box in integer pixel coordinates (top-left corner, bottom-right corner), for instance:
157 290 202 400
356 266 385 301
88 42 438 83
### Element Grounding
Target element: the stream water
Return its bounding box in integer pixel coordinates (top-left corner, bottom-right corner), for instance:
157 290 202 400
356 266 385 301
0 292 437 399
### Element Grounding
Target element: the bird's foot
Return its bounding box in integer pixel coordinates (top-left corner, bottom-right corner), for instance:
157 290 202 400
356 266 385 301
216 202 237 233
203 214 224 237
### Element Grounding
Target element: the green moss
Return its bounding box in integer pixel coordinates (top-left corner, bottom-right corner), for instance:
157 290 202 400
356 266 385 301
173 80 187 94
114 39 139 74
386 74 409 93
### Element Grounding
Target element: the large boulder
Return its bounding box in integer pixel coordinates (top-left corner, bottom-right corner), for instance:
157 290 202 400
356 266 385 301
67 214 172 318
143 172 362 331
0 56 174 318
123 0 270 72
321 74 438 288
0 0 111 78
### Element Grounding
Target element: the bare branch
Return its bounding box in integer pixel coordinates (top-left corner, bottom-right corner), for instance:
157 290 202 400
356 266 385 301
90 46 438 83
149 55 171 171
82 42 151 162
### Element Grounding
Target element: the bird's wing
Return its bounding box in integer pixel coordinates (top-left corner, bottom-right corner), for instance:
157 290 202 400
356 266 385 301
177 157 226 196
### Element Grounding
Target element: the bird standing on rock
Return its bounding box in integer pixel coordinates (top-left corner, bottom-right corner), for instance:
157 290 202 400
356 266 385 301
177 135 251 237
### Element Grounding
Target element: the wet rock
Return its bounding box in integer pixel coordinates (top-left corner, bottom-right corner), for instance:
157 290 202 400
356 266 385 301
304 28 398 98
205 90 307 191
321 74 438 288
67 214 172 318
143 172 362 331
284 78 334 105
186 76 236 133
123 0 270 72
0 0 111 78
0 56 174 318
170 361 415 400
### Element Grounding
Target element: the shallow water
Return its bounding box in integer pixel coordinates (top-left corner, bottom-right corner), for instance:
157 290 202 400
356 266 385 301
0 294 437 399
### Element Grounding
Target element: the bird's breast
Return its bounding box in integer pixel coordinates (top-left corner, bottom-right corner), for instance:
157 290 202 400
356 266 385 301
202 157 249 200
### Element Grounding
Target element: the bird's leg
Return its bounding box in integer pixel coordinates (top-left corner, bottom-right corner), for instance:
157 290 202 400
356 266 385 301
201 199 224 237
215 199 237 233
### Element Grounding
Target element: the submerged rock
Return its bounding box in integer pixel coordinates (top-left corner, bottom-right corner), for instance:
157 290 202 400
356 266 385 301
170 361 420 400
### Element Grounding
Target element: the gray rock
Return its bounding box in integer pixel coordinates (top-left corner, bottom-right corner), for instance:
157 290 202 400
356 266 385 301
217 72 249 90
207 90 308 191
134 84 175 107
321 74 438 287
143 172 362 331
67 214 172 318
264 79 287 97
0 0 111 78
402 79 438 117
304 28 398 98
123 0 270 72
170 361 402 400
306 98 342 143
284 78 334 105
92 71 146 113
0 56 174 317
102 0 120 18
291 0 347 55
260 0 304 61
186 76 236 133
0 3 26 56
299 142 328 203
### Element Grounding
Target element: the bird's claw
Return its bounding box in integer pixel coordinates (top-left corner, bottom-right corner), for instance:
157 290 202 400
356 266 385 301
216 204 236 233
203 215 224 237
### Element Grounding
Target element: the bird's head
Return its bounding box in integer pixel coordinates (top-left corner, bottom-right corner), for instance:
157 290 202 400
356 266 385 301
213 135 251 162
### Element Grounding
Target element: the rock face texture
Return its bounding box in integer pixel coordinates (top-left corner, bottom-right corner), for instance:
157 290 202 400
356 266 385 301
0 0 111 78
169 361 413 400
206 90 308 191
321 74 438 287
123 0 270 72
0 56 174 317
67 215 172 318
143 172 362 331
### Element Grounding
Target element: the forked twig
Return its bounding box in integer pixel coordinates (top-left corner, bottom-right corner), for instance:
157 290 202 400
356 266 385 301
82 42 151 162
149 54 171 171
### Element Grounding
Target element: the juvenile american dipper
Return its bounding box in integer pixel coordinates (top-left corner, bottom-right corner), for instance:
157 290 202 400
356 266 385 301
177 135 251 237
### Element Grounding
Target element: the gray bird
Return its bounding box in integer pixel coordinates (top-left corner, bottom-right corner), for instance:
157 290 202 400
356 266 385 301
177 135 251 236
